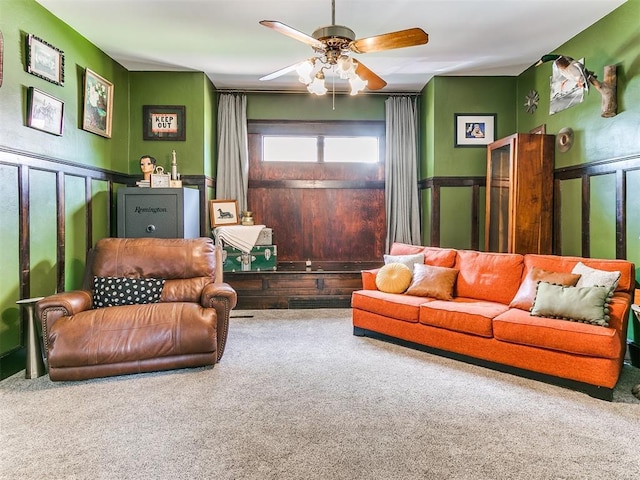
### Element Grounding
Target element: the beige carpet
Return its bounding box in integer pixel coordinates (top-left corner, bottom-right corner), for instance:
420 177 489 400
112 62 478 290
2 308 640 480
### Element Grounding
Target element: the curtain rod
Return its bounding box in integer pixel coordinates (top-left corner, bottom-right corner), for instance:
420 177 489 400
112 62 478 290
216 89 421 97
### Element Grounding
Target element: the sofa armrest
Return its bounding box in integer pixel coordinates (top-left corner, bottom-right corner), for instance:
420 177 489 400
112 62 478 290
202 282 238 361
361 268 381 290
36 290 93 357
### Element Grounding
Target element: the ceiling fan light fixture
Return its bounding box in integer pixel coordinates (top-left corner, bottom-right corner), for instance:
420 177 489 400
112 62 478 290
336 55 356 79
296 59 315 85
349 73 367 96
307 71 327 95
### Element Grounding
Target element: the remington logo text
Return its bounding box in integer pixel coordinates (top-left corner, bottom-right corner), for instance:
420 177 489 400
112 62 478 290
135 206 168 214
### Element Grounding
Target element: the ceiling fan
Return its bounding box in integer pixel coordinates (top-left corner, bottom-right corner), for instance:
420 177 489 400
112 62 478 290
259 0 429 95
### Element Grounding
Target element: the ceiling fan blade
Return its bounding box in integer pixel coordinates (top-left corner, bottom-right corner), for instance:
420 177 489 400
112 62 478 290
350 28 428 54
259 20 325 50
259 61 307 81
353 60 387 90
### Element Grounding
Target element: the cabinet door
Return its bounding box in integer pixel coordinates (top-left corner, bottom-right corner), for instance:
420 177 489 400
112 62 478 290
486 139 513 252
121 192 180 238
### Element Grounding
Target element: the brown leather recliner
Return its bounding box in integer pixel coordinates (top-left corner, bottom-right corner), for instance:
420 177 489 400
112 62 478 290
36 237 237 381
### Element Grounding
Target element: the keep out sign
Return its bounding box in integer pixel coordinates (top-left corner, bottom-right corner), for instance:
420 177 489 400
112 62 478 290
151 112 178 134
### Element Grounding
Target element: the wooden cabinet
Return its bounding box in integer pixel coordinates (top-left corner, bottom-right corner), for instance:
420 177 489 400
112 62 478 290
485 133 555 254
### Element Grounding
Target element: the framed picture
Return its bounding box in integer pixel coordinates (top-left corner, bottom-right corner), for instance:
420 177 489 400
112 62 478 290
454 114 496 147
529 124 546 134
143 105 186 141
27 87 64 136
82 68 114 138
26 34 64 86
210 200 239 227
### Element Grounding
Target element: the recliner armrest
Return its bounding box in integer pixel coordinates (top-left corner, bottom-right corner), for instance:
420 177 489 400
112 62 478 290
36 290 93 357
202 282 238 362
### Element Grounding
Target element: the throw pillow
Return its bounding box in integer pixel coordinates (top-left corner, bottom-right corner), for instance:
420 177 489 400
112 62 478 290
530 281 613 327
571 262 621 291
376 263 413 294
384 253 424 270
93 276 165 308
405 264 459 301
509 267 581 311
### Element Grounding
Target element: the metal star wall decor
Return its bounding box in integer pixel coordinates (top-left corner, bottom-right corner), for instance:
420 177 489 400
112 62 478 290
524 89 539 114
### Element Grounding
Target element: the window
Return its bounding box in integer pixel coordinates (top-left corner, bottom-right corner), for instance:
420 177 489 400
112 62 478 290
250 120 385 164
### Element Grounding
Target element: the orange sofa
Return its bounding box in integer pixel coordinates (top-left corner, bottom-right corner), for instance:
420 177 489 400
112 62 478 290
352 243 635 400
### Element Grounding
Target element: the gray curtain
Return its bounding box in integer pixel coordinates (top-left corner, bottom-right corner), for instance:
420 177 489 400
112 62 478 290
216 94 249 212
384 96 421 251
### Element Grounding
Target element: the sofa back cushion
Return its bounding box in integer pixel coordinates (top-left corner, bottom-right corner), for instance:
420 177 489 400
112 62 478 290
522 254 634 294
92 237 217 280
455 250 524 304
389 243 457 268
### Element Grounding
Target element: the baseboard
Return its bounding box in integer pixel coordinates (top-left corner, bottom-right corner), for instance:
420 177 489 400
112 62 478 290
354 327 615 401
0 347 25 381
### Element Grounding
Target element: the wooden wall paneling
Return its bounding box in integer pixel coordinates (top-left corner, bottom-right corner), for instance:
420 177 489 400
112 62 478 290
56 171 65 293
553 177 562 255
471 184 480 251
85 176 93 251
581 174 590 258
616 169 626 259
430 184 441 247
18 165 30 300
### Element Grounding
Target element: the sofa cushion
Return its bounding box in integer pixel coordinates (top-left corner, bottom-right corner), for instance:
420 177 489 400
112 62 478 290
493 308 622 359
509 267 581 311
572 262 621 290
351 290 429 323
405 264 458 300
530 282 613 327
522 254 634 294
93 276 165 308
376 263 413 294
389 243 457 268
419 298 507 337
454 250 524 304
384 253 424 269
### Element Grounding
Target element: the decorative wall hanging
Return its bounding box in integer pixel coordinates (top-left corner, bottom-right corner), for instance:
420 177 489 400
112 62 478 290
82 68 113 138
454 113 496 147
524 90 539 114
143 105 186 141
26 34 64 86
588 65 617 117
556 127 574 153
27 87 64 136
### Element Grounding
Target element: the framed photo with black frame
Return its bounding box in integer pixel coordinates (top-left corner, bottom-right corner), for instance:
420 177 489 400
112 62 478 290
26 34 64 86
143 105 186 141
27 87 64 136
454 113 496 147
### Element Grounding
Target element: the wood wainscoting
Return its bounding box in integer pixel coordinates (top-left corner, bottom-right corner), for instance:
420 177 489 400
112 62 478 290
225 261 381 309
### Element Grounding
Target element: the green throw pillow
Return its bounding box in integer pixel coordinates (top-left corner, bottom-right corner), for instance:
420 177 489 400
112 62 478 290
530 281 613 327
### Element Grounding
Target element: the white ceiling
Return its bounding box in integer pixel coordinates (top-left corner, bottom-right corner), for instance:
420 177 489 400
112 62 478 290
35 0 626 94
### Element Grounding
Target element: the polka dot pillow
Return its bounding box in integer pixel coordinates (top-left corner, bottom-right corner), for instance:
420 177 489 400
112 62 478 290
92 276 165 308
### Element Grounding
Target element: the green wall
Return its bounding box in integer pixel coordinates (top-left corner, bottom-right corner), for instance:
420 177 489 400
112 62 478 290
419 76 516 247
246 92 385 120
129 71 216 178
0 0 130 170
515 0 640 341
2 0 640 361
